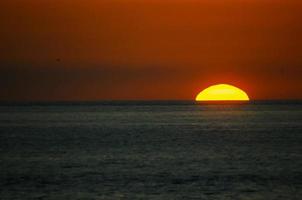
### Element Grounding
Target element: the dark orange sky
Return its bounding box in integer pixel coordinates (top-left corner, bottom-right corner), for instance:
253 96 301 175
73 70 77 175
1 0 302 101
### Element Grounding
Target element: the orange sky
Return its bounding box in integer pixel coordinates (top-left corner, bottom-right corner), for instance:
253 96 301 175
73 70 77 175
0 0 302 101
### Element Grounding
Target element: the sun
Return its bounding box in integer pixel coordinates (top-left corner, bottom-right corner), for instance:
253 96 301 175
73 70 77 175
196 84 249 101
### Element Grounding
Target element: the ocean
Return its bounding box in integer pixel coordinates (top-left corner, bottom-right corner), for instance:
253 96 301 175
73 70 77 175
0 101 301 199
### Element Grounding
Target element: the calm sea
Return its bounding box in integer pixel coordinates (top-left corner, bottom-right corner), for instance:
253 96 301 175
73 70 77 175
0 101 301 199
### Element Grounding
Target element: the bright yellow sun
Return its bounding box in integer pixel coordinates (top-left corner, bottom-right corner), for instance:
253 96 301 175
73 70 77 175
196 84 249 101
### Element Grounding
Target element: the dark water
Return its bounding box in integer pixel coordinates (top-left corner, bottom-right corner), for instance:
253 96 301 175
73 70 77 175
0 101 301 199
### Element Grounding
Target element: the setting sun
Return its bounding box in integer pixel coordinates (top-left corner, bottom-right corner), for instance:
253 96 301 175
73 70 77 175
196 84 249 101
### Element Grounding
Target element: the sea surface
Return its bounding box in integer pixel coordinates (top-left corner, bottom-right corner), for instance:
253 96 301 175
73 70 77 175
0 101 301 199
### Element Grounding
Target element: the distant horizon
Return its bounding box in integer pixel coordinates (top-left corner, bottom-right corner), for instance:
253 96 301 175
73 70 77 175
1 99 302 106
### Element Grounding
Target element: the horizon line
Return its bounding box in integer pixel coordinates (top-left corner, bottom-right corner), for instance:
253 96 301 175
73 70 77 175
0 99 302 106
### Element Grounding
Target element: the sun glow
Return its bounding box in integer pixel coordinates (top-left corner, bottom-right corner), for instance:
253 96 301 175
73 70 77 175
196 84 249 101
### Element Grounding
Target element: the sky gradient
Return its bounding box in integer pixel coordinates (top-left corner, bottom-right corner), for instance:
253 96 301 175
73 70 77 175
1 0 302 101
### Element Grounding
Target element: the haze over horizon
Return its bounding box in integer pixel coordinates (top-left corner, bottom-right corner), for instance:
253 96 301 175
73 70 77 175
1 0 302 101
